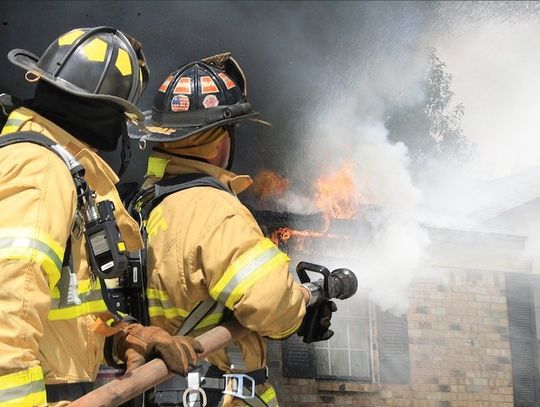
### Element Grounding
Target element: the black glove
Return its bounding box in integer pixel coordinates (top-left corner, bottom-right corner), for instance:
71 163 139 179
298 300 338 343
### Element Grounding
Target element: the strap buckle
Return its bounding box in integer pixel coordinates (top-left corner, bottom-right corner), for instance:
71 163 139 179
182 372 208 407
222 373 255 400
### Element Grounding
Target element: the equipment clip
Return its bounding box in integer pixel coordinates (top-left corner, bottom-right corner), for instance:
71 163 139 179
222 373 255 400
182 371 208 407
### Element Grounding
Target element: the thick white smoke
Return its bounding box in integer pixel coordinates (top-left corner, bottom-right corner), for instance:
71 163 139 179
284 46 432 313
417 12 540 233
264 3 540 313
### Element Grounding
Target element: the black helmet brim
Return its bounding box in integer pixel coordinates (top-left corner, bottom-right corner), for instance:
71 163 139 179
129 109 264 143
8 48 144 121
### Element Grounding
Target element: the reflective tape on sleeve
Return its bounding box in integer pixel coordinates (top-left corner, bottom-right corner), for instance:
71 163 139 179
48 278 108 320
0 110 31 135
260 385 278 406
146 288 189 319
0 366 46 406
210 238 289 309
0 228 64 288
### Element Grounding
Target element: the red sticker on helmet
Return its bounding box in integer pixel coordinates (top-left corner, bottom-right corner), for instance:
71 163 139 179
202 94 219 109
173 77 192 94
218 73 236 90
159 75 174 93
171 94 190 112
200 76 219 94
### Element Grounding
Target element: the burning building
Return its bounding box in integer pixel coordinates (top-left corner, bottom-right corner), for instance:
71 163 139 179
246 163 537 407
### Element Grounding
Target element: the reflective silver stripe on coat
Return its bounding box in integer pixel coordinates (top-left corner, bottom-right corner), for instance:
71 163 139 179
216 246 281 305
48 287 102 309
0 378 45 403
0 237 62 271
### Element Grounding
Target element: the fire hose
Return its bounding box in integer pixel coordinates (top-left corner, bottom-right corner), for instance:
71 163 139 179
69 319 251 407
69 263 357 407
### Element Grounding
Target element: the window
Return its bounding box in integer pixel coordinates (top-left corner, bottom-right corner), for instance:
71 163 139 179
313 296 372 380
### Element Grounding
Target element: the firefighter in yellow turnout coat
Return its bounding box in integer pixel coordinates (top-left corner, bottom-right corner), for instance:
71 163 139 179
0 27 202 406
129 54 321 407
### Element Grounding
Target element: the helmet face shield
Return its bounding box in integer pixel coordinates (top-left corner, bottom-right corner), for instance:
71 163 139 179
8 26 148 121
130 53 266 144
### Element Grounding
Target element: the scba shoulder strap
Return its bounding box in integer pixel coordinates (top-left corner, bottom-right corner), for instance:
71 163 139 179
0 131 90 310
127 173 231 333
0 131 130 318
130 173 230 223
0 131 85 177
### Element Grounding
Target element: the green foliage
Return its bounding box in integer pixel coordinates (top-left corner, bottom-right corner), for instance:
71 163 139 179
386 48 472 169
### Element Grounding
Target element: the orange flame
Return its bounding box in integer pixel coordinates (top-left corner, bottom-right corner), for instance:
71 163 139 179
267 161 359 247
251 169 289 201
316 161 359 220
271 227 346 250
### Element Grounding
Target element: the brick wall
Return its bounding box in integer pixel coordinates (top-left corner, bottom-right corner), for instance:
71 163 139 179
267 228 528 406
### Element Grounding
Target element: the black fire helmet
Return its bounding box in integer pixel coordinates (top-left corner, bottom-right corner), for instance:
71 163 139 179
8 26 149 122
130 52 268 145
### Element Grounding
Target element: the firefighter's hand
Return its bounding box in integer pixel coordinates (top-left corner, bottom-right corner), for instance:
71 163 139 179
317 300 337 341
298 300 338 343
114 324 204 375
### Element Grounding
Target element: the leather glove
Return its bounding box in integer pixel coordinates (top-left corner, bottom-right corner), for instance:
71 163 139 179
298 300 338 343
114 323 204 375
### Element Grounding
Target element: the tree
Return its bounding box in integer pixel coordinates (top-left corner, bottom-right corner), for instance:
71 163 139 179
386 48 472 170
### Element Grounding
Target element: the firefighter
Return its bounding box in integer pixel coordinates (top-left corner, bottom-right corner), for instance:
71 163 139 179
128 53 334 407
0 27 201 406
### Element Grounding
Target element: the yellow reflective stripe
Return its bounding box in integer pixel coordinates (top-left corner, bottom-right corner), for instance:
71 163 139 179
210 239 289 309
49 277 107 320
1 124 20 135
7 110 32 122
0 366 46 406
147 288 189 319
146 288 170 301
194 312 223 330
0 228 65 288
1 110 29 135
50 277 99 299
48 299 108 320
260 385 277 404
148 306 189 319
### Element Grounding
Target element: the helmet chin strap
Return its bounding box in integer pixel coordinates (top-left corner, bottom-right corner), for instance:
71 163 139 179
225 125 236 171
118 124 131 178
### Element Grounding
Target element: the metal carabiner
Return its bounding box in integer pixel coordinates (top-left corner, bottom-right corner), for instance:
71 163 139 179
182 386 207 407
182 371 207 407
222 373 255 400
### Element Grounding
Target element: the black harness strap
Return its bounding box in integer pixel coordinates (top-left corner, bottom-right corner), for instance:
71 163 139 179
0 131 84 177
141 173 230 220
46 382 95 403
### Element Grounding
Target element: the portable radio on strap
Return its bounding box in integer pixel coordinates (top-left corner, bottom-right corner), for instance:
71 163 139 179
0 131 130 315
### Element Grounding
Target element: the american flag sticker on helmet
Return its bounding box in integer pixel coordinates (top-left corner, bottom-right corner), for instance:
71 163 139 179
200 76 219 94
159 75 174 93
218 73 236 90
173 77 192 94
171 94 190 112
